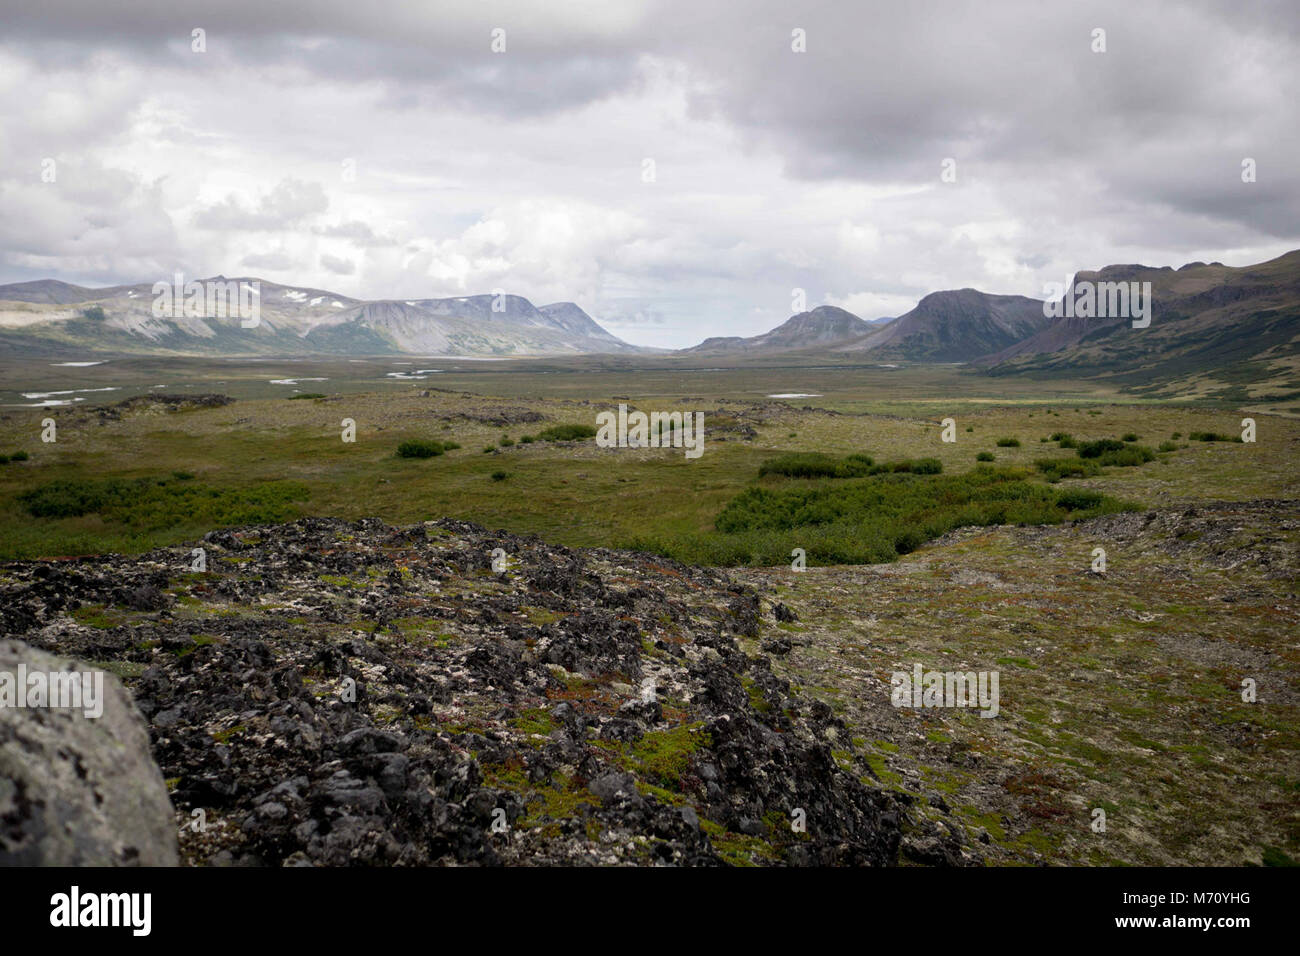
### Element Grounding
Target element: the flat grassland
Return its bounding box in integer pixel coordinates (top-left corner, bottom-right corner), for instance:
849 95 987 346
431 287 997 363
1 354 1296 866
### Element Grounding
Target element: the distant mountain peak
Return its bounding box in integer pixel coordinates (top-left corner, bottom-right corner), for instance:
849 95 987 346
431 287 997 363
0 277 643 358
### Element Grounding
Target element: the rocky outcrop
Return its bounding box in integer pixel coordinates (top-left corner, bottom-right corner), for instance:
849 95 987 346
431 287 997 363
0 517 908 866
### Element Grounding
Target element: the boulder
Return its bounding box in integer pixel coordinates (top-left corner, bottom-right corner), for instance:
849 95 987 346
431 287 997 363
0 640 178 865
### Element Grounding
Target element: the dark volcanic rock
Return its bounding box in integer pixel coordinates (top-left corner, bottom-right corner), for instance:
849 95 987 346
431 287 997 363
0 516 909 867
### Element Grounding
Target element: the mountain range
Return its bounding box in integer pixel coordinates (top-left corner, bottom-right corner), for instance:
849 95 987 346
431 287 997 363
2 252 1297 399
677 251 1300 397
0 278 640 358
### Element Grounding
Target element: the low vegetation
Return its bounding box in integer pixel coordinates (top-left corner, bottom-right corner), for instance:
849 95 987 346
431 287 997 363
637 466 1134 566
396 439 458 458
17 476 309 527
758 452 941 479
536 423 598 442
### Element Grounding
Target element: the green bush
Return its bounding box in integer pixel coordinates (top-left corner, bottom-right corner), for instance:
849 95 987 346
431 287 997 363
759 452 873 479
1188 431 1243 443
996 437 1020 447
17 477 308 527
976 452 995 462
1093 445 1155 467
289 393 326 400
490 470 510 482
397 440 445 459
1121 432 1139 442
520 435 535 444
1158 440 1178 453
499 437 515 447
0 455 8 465
640 467 1133 567
1076 438 1127 459
538 424 597 441
1056 489 1105 511
901 458 943 474
1035 458 1100 483
758 452 941 479
10 450 29 461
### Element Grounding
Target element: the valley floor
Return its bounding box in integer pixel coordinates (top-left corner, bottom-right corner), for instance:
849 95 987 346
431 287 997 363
1 362 1296 865
733 499 1300 865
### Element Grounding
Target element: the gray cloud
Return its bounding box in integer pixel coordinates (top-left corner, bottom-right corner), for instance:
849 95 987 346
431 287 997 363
0 0 1296 347
320 252 355 275
194 179 329 231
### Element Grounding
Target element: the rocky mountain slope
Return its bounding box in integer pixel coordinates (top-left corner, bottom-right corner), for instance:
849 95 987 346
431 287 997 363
683 305 881 354
0 279 640 358
839 289 1053 362
0 517 908 867
978 252 1300 399
680 291 1054 363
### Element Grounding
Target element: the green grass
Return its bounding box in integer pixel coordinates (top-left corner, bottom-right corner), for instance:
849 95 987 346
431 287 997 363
635 466 1136 566
8 476 309 557
537 423 597 441
395 439 452 457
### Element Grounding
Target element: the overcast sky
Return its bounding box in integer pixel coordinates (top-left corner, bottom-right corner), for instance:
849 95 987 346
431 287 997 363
1 0 1297 347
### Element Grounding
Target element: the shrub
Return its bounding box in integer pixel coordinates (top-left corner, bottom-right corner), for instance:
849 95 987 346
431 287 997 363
1158 440 1178 452
758 453 940 479
18 477 308 526
1171 431 1182 439
1094 445 1155 467
520 435 535 443
759 453 873 479
665 466 1135 567
490 470 510 482
538 423 597 441
976 452 995 462
483 445 498 454
1076 438 1126 459
996 437 1021 448
1121 433 1139 442
965 426 974 432
1056 489 1105 512
10 450 29 461
397 440 445 459
172 470 195 480
499 437 515 447
1188 431 1243 443
441 441 461 451
289 393 326 400
901 457 943 474
1035 458 1100 483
